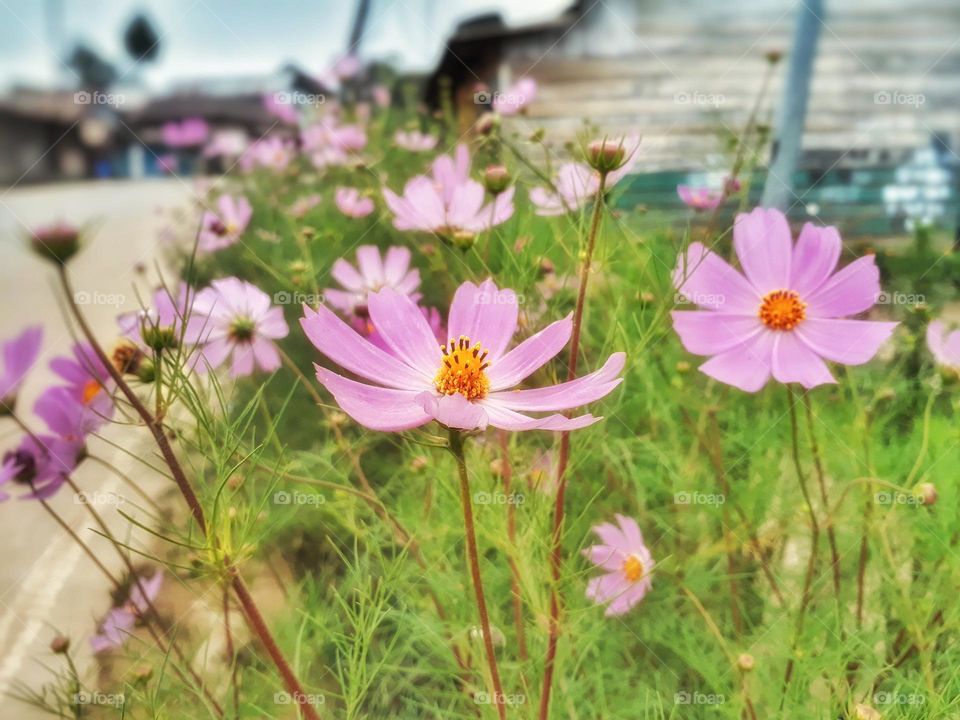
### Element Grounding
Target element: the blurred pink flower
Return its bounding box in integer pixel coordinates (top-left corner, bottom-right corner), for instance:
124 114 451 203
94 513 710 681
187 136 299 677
530 137 638 216
302 121 367 167
49 342 115 430
156 153 178 174
162 117 209 148
677 184 723 211
288 194 322 219
927 320 960 370
672 208 898 392
198 195 253 253
394 130 438 152
371 84 391 108
1 429 83 501
187 278 289 377
203 130 248 159
263 92 299 124
493 77 537 116
0 325 43 409
301 278 625 432
583 514 653 616
324 245 421 318
91 570 163 653
383 145 513 235
332 53 362 80
335 187 374 218
240 136 295 172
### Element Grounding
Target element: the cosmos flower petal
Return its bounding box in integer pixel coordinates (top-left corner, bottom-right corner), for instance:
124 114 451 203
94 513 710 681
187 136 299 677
481 403 600 431
367 287 441 376
674 242 760 312
230 345 256 377
771 332 836 388
331 258 365 292
592 521 628 549
251 337 282 372
671 312 764 356
796 318 897 365
615 513 644 548
316 366 431 431
804 255 880 318
300 303 432 389
586 571 629 604
605 580 651 616
486 352 624 412
733 207 792 293
383 246 412 285
417 392 488 430
698 331 775 393
927 320 960 367
789 223 842 296
0 325 43 402
487 315 572 391
470 279 518 361
582 544 626 572
195 337 233 373
356 245 384 286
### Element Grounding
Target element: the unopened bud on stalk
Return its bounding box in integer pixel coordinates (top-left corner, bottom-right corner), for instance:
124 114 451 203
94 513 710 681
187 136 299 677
917 482 937 506
736 653 755 671
50 635 70 654
452 231 477 251
141 325 178 352
482 165 511 195
475 112 500 137
410 455 428 472
30 222 81 265
135 358 157 384
586 138 627 173
489 458 505 477
854 704 881 720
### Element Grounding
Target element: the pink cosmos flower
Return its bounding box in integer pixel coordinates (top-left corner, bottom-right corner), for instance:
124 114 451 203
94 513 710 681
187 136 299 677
335 187 375 218
371 84 391 108
49 342 115 430
1 431 82 500
530 138 638 216
91 570 163 653
0 326 43 409
672 208 898 392
198 195 253 253
383 145 514 235
187 278 289 377
156 153 178 174
239 136 295 172
203 130 248 159
162 117 209 148
289 194 322 219
927 320 960 371
677 184 723 211
263 92 299 124
300 278 625 432
583 514 653 616
394 130 438 152
302 121 367 167
493 77 537 116
324 246 421 317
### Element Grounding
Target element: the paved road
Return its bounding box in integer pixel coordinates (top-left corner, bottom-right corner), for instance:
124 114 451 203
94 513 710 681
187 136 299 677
0 178 193 718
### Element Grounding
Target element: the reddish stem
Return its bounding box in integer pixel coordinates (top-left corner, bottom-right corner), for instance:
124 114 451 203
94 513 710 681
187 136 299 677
499 430 528 662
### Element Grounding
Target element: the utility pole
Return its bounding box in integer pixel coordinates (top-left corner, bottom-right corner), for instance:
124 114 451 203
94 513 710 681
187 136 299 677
761 0 824 210
347 0 372 54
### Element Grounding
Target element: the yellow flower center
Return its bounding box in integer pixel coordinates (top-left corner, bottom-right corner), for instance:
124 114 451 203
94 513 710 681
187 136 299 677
434 336 490 401
759 289 806 330
81 379 102 405
623 554 645 583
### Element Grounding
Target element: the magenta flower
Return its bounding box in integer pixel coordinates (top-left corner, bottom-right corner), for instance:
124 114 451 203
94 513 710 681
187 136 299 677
583 514 653 616
1 325 43 410
198 195 253 253
324 245 421 318
383 145 514 235
301 278 625 432
335 187 375 218
1 432 82 500
49 342 115 429
187 278 289 377
927 320 960 371
492 77 537 116
672 208 898 392
162 117 209 148
394 130 438 152
530 140 638 216
677 184 723 211
91 570 163 653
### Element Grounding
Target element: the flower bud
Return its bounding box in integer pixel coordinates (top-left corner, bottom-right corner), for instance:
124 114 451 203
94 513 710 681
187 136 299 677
30 222 80 265
451 231 477 251
141 325 178 352
854 704 881 720
586 138 627 174
410 455 428 472
474 112 500 137
765 49 784 64
736 653 755 671
917 482 937 506
482 165 511 195
489 458 506 478
136 358 157 384
50 635 70 654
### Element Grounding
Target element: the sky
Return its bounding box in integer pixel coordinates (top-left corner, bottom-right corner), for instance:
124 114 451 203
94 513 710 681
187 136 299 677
0 0 570 92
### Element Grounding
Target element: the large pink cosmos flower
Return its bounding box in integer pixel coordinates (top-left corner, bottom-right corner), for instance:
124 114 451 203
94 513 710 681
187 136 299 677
530 138 638 216
0 326 43 409
394 130 438 152
187 278 289 377
583 514 653 616
927 320 960 371
301 279 625 432
672 208 898 392
383 145 514 235
50 342 115 430
324 246 421 317
335 187 375 218
677 184 723 211
198 195 253 253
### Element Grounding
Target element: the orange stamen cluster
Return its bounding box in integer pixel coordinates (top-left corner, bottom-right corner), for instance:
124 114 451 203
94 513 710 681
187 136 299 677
623 554 645 583
759 289 806 330
81 379 102 405
434 336 490 401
